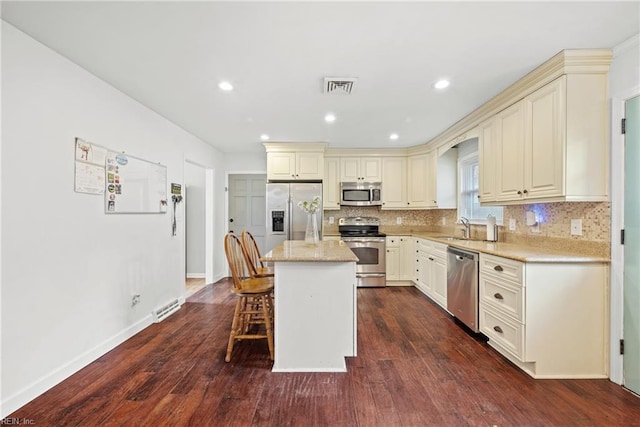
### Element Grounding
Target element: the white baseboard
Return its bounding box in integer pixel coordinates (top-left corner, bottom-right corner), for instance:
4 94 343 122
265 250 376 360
186 273 205 279
1 314 153 418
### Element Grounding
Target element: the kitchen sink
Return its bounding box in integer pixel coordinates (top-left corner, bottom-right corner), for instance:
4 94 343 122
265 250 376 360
435 236 469 241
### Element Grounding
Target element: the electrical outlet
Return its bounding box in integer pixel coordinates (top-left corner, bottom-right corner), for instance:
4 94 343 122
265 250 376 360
328 216 334 224
570 219 583 236
509 218 516 231
396 217 402 225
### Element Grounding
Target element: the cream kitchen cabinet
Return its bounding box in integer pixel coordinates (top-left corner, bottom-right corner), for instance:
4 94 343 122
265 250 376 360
479 252 608 378
340 157 382 182
323 157 341 210
413 238 447 310
481 74 608 204
407 152 436 209
381 157 407 209
267 151 324 181
386 236 414 283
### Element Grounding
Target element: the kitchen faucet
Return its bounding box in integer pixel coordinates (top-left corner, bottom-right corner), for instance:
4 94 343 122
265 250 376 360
459 217 471 239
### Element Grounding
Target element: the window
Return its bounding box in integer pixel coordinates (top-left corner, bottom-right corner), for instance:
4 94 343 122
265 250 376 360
458 153 503 224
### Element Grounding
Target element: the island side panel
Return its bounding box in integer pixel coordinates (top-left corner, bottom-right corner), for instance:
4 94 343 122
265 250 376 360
272 261 356 372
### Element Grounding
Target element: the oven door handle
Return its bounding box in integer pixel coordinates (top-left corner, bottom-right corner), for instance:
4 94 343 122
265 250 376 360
342 238 385 243
356 273 386 278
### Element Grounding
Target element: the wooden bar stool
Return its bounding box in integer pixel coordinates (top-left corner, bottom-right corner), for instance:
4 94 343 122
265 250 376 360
224 233 274 362
241 230 274 278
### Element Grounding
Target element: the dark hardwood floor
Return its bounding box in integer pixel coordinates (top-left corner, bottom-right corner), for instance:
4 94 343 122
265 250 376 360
10 279 640 426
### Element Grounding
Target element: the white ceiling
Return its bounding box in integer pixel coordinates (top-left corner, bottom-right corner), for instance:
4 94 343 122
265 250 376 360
2 1 639 154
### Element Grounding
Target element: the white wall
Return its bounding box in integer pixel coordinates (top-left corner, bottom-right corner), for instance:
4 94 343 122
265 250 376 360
609 34 640 384
185 162 206 277
0 21 228 415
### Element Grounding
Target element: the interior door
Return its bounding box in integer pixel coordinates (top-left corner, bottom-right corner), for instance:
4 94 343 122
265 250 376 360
624 95 640 395
228 174 267 254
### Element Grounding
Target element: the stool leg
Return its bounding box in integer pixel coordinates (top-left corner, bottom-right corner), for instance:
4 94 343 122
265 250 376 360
261 294 275 361
225 296 244 362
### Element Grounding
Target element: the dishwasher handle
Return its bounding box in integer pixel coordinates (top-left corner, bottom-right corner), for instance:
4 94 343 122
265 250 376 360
447 246 479 261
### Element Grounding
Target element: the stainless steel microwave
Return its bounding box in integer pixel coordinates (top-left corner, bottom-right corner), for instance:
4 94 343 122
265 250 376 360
340 182 382 206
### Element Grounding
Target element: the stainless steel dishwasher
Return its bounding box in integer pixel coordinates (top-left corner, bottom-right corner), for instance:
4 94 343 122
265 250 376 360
446 246 480 332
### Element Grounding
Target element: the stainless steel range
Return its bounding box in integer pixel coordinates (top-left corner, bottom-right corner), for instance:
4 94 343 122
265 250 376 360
339 217 386 287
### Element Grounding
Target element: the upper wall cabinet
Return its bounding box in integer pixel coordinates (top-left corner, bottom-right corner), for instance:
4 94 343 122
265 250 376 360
323 157 341 210
264 142 327 181
472 53 611 205
381 157 407 209
340 157 382 182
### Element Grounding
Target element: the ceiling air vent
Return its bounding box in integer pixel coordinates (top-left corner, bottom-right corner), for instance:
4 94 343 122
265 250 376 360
324 77 357 95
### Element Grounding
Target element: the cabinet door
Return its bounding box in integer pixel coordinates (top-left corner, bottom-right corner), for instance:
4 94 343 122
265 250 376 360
382 157 407 209
524 76 565 199
430 255 448 309
496 101 525 201
323 157 341 210
339 157 360 182
295 152 324 180
399 237 415 281
407 154 429 208
361 157 382 182
478 117 497 202
386 246 400 281
426 150 438 208
267 152 296 180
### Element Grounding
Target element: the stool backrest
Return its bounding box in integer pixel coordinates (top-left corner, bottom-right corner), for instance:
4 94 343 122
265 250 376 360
241 231 264 276
224 233 250 291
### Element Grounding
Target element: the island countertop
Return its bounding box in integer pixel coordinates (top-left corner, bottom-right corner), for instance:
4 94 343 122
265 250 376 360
262 240 358 263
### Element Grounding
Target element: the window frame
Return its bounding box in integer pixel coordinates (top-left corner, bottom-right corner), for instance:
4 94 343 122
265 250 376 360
457 152 503 225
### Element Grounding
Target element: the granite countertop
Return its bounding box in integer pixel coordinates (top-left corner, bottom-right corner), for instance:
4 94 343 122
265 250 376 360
322 227 609 264
262 240 359 262
409 232 609 263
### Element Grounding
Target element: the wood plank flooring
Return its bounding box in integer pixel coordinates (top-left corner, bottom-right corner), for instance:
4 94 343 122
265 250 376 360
10 279 640 426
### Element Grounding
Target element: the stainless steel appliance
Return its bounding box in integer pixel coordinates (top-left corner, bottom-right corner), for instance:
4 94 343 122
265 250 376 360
446 246 480 332
338 217 386 287
265 182 323 252
340 182 382 206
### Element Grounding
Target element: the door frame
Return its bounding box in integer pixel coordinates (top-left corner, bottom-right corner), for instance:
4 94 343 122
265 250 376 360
184 159 216 286
610 87 640 385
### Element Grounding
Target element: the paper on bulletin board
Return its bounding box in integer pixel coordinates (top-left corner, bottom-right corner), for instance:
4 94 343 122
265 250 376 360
74 138 107 194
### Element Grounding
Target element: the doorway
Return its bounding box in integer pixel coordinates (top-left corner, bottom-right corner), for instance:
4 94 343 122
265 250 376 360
185 161 214 297
624 95 640 395
228 174 267 254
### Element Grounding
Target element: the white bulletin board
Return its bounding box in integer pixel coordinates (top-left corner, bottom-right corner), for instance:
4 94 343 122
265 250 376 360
104 151 168 214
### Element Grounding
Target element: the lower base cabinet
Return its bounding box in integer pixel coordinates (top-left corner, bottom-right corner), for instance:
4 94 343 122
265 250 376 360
413 238 448 311
386 236 414 283
479 253 608 379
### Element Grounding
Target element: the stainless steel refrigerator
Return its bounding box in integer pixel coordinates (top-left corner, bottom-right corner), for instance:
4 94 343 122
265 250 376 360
265 182 323 252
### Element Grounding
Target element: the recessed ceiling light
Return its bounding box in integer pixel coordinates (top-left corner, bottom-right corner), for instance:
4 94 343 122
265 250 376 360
260 134 270 141
324 113 336 123
390 133 399 140
218 81 233 91
433 79 450 90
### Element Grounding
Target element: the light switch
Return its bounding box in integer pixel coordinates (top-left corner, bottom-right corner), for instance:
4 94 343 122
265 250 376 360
328 216 334 224
571 219 583 236
509 218 516 231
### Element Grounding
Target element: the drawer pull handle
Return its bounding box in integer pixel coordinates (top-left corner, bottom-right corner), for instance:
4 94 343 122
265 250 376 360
493 326 504 333
494 293 504 300
428 257 434 261
494 265 504 272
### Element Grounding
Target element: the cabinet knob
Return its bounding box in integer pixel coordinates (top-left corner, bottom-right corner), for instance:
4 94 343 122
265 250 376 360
433 200 437 204
494 293 504 300
494 265 504 272
493 326 504 334
523 189 528 194
517 190 522 195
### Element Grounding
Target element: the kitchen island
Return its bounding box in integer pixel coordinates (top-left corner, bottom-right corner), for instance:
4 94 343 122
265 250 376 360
261 240 358 372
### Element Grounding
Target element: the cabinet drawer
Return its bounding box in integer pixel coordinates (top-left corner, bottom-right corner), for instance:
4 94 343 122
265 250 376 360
480 253 523 284
415 238 431 253
386 236 401 248
480 275 524 322
480 306 524 361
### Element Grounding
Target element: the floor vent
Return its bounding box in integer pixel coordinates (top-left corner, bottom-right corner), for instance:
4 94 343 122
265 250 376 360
152 299 181 322
324 77 357 94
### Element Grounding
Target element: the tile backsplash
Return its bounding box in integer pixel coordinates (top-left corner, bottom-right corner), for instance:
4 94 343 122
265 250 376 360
324 201 611 257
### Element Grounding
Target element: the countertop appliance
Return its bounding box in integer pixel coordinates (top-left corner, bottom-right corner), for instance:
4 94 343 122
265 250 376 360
340 182 382 206
446 246 480 332
339 217 386 287
265 182 323 252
